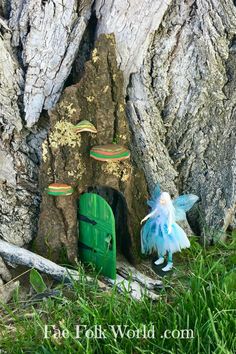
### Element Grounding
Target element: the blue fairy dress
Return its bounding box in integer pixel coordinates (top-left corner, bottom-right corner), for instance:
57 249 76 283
141 186 199 257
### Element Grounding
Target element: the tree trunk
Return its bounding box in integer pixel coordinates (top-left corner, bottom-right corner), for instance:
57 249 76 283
95 0 236 235
0 1 235 281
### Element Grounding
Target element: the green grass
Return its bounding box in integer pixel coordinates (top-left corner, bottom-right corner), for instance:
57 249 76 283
0 236 235 354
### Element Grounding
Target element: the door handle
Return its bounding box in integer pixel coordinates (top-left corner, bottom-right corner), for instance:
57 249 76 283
105 234 113 250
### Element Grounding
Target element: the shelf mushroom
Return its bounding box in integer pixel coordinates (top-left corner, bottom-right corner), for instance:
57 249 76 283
90 144 130 162
46 183 74 196
73 120 97 133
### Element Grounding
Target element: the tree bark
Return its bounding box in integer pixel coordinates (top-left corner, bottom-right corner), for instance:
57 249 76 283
0 0 235 281
95 0 236 235
0 0 92 282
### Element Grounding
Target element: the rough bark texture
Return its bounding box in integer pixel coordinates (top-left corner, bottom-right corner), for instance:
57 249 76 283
36 34 148 264
95 0 171 82
95 0 236 238
145 0 236 235
0 20 42 248
9 0 92 127
0 0 236 283
0 0 92 283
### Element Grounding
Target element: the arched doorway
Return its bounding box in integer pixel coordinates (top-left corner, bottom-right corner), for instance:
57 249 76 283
77 186 132 279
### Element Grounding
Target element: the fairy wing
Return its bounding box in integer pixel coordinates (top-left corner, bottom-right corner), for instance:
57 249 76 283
147 184 161 210
173 194 199 221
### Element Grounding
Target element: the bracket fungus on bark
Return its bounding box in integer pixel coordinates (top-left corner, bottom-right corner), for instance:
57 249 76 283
73 120 97 134
90 144 130 162
46 184 74 197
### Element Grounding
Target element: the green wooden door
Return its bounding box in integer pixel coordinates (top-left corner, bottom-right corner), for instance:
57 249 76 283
78 193 116 279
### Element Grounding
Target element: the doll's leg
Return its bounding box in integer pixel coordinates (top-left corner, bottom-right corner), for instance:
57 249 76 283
154 254 165 265
162 252 173 272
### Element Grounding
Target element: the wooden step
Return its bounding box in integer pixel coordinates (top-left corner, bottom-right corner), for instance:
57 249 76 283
116 261 163 291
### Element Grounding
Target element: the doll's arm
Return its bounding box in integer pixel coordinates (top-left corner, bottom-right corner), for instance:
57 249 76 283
140 208 158 224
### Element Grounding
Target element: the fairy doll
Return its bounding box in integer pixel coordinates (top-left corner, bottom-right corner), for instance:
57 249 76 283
141 185 198 271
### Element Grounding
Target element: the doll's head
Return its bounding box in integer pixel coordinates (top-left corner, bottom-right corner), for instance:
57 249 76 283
159 192 171 205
